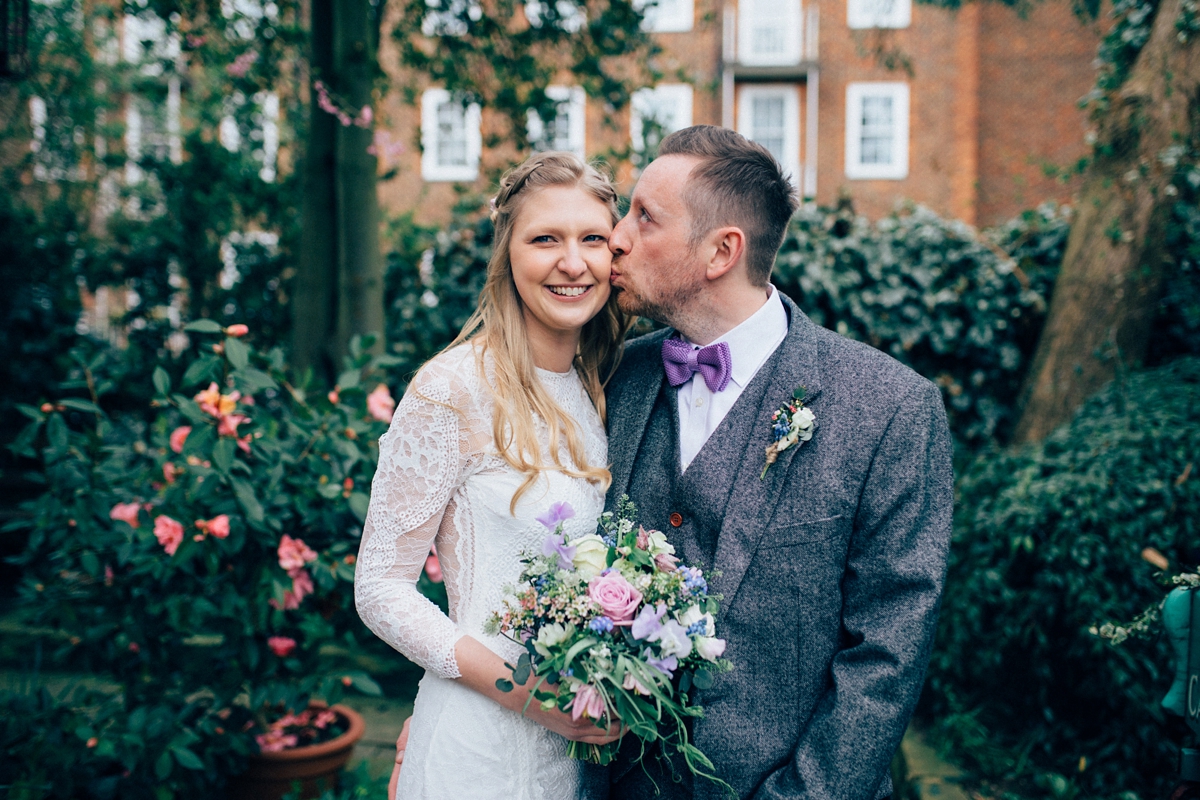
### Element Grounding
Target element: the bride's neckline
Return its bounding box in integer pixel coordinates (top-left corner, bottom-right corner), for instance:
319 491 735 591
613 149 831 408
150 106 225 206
534 364 577 380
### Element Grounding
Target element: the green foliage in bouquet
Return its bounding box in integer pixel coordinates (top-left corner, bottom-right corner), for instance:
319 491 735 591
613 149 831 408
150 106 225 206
5 323 402 796
920 357 1200 797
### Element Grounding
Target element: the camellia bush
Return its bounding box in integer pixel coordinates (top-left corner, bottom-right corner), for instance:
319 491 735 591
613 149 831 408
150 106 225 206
920 357 1200 798
4 323 410 797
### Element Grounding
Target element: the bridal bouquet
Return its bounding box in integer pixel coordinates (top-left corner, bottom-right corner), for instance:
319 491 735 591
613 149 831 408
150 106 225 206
487 496 732 787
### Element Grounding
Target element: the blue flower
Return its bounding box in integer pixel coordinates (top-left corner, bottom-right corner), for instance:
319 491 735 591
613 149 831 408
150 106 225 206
686 620 707 636
589 616 615 633
536 502 576 530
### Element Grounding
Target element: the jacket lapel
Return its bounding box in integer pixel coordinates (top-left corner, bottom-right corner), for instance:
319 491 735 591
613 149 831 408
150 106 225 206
606 329 671 505
708 294 824 606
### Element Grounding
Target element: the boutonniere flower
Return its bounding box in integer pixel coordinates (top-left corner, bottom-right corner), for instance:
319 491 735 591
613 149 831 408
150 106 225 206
760 388 815 479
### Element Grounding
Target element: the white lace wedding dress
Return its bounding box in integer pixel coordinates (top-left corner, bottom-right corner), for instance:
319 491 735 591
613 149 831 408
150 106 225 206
355 344 607 800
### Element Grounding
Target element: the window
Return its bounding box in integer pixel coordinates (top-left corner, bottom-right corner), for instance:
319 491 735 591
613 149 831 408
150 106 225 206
635 0 693 32
421 88 482 182
848 0 911 29
524 1 586 31
738 0 802 66
845 82 909 180
527 86 586 158
737 85 801 185
422 0 481 36
630 84 693 153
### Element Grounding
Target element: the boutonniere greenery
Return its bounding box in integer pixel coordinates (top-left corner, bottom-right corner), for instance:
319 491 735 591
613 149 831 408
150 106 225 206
760 388 815 479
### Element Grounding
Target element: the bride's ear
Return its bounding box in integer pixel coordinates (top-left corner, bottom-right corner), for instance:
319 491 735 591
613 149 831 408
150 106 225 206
703 226 747 282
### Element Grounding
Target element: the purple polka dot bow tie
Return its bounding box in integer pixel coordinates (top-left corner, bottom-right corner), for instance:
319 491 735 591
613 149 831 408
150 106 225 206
661 339 733 393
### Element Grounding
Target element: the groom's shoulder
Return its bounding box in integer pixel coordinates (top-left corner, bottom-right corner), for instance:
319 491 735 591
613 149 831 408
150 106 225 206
611 328 672 384
804 317 938 407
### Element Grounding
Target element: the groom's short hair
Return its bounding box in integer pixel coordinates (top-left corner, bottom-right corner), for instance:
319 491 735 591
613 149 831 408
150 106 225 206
658 125 799 286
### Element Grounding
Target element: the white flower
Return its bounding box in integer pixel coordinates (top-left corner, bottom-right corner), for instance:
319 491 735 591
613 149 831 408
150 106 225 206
646 530 676 558
571 534 609 579
534 623 573 657
617 518 635 536
650 619 693 659
694 636 726 662
791 407 816 440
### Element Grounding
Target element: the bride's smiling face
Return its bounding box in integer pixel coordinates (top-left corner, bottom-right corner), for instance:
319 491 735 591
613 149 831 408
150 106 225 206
508 184 614 346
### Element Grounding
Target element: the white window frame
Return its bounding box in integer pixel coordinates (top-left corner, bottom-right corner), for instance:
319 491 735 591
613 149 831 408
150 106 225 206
635 0 693 32
527 85 587 159
848 0 911 29
736 84 801 187
738 0 802 66
421 88 482 182
630 84 694 152
845 82 909 180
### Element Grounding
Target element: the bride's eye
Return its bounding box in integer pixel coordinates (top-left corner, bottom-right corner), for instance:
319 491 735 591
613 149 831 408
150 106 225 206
583 234 608 243
531 234 555 243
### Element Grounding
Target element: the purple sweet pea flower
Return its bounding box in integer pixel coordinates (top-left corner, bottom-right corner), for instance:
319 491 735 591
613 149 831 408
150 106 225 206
536 501 576 530
631 603 667 641
645 651 678 679
542 533 577 570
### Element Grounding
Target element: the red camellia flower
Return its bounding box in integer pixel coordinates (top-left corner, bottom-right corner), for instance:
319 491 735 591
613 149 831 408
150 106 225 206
153 515 184 556
267 636 296 657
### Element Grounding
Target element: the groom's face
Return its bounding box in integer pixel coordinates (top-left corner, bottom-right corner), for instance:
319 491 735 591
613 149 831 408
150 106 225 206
609 155 707 323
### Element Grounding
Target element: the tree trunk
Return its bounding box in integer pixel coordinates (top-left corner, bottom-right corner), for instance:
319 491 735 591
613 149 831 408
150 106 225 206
1014 0 1200 443
291 0 382 380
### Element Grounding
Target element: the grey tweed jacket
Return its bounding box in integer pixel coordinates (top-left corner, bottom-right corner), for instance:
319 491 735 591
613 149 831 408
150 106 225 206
585 293 953 800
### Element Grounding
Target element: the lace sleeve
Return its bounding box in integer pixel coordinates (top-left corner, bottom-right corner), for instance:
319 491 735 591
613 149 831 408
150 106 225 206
354 353 480 679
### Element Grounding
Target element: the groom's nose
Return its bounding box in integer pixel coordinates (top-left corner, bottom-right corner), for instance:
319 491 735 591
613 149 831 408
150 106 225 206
609 214 631 257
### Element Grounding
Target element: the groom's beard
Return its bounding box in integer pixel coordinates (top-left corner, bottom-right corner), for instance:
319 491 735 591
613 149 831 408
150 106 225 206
612 256 705 331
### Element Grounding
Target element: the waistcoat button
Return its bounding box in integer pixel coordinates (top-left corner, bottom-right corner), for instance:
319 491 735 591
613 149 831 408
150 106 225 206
669 512 683 527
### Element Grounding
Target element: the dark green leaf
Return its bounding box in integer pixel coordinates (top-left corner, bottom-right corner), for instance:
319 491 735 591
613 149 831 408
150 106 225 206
692 669 713 690
182 356 222 389
58 398 103 415
153 366 171 396
348 491 370 522
224 337 250 370
154 750 173 780
495 678 514 692
212 437 235 473
171 746 204 770
232 478 264 525
183 320 223 334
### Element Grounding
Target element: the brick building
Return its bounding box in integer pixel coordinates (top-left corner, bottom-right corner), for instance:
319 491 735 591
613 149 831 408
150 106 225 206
379 0 1101 227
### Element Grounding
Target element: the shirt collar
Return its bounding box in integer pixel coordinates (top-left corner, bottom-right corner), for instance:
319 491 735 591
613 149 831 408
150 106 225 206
684 285 788 389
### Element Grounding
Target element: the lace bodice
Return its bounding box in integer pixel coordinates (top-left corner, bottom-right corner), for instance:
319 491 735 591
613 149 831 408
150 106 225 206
355 344 608 679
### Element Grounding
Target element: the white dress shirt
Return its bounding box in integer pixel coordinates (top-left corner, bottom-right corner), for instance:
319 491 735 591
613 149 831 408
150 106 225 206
675 286 788 471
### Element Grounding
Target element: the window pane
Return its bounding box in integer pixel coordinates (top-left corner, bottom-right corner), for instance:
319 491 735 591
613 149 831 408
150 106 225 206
859 96 893 165
751 96 786 164
437 102 468 166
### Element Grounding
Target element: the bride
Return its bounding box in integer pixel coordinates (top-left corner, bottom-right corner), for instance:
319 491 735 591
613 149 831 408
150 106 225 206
355 152 628 799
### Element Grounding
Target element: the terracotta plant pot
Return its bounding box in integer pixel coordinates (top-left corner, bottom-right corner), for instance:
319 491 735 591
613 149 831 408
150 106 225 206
227 704 366 800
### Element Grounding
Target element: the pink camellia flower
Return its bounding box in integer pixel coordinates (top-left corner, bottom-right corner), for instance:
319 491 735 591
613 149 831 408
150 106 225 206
217 413 249 438
366 384 395 423
224 323 249 337
425 547 443 583
206 515 230 539
587 571 643 623
255 729 298 753
163 462 182 484
169 425 191 454
277 535 318 571
567 683 607 722
327 390 339 405
110 502 142 529
267 636 296 657
153 515 184 556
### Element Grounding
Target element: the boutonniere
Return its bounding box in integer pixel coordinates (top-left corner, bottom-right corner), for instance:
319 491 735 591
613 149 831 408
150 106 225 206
760 388 815 479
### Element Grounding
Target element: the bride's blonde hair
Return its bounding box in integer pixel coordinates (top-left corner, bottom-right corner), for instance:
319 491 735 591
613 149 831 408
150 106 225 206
439 151 630 510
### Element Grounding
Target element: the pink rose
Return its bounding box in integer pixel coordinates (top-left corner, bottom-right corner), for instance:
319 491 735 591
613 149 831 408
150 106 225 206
425 547 443 583
587 571 643 623
169 426 191 454
267 636 296 657
366 384 395 423
153 515 184 556
277 535 317 571
110 502 142 529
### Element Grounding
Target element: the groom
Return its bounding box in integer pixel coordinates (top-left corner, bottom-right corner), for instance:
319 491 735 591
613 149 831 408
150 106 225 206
590 126 953 800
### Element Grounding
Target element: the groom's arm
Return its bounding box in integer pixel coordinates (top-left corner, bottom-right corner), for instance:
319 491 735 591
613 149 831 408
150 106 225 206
754 380 954 800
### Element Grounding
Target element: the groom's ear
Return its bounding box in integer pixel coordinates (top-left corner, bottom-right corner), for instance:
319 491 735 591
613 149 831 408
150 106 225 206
703 226 747 282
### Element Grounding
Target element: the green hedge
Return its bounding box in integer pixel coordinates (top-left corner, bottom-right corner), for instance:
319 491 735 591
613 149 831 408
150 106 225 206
921 357 1200 797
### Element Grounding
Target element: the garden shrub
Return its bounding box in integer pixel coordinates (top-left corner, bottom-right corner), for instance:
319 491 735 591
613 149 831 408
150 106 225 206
920 357 1200 797
5 325 407 794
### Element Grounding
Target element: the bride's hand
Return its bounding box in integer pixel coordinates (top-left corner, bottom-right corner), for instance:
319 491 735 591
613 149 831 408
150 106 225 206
522 693 624 744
